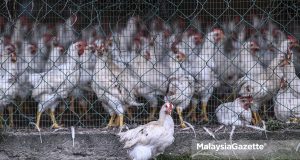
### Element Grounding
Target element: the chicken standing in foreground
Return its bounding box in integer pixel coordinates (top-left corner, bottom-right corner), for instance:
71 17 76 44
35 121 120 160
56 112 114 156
118 102 174 160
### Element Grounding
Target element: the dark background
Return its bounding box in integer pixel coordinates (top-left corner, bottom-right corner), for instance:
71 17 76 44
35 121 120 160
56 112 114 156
0 0 299 35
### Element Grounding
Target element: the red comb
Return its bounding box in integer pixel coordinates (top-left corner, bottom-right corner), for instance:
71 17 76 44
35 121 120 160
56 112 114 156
251 40 258 45
287 35 296 41
272 29 279 35
234 16 241 22
213 28 223 33
57 45 64 50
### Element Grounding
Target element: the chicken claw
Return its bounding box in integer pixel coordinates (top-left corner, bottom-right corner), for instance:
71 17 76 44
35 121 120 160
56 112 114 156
8 106 14 128
176 107 186 128
287 118 300 124
201 102 209 122
119 114 124 128
107 114 117 127
126 107 134 120
50 110 61 129
252 111 262 125
36 111 42 130
186 104 197 122
51 123 62 129
0 111 3 129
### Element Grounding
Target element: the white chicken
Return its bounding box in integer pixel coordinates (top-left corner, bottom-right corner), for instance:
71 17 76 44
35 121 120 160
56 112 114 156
118 102 174 160
216 96 253 126
44 38 65 71
56 15 77 48
237 41 262 76
166 50 195 128
275 40 300 100
283 53 300 99
129 35 171 96
238 39 294 125
213 28 242 85
92 40 135 128
20 42 45 73
30 41 86 129
11 17 29 47
234 41 264 86
111 16 139 68
69 43 97 119
181 29 219 122
274 78 300 123
0 43 18 128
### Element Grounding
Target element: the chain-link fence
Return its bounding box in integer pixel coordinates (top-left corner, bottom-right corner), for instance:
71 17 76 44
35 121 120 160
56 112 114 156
0 0 300 130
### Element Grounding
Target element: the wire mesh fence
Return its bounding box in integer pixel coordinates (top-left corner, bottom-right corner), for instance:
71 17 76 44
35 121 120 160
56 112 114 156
0 0 300 130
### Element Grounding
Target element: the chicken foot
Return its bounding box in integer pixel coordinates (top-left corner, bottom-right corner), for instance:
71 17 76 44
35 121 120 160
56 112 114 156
252 111 262 125
69 96 75 113
0 111 3 128
36 111 42 130
176 107 187 128
107 114 124 128
126 107 133 120
287 118 300 123
50 110 61 129
186 104 197 122
201 102 209 122
107 114 117 127
79 101 90 121
8 106 14 128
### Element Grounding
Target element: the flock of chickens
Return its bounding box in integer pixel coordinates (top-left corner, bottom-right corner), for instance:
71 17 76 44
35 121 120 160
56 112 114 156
0 14 299 134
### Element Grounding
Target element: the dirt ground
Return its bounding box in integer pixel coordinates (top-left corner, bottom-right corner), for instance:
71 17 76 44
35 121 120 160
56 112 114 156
1 125 300 159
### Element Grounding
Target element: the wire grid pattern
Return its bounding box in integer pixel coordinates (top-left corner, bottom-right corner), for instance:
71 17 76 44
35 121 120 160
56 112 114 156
0 0 299 129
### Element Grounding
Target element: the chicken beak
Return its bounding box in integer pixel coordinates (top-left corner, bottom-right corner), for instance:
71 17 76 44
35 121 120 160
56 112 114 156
164 30 171 38
280 78 287 89
31 47 37 54
78 49 84 56
11 52 17 63
291 40 299 48
167 106 173 115
253 46 260 52
164 103 174 115
166 109 172 115
176 52 186 62
214 31 224 43
144 51 151 61
243 105 250 111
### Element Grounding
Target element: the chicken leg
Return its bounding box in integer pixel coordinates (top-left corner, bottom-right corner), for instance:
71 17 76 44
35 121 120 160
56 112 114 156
119 114 124 128
127 107 133 120
36 111 42 130
176 107 186 128
50 110 61 129
8 106 14 128
252 111 262 125
287 118 300 123
107 114 116 127
58 104 65 124
263 104 267 119
0 111 3 128
69 96 75 113
79 100 89 120
186 104 197 122
201 102 209 122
